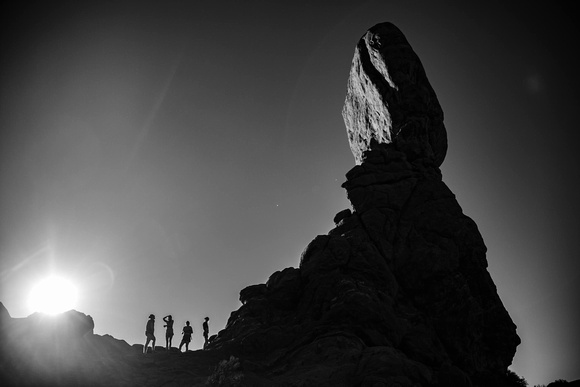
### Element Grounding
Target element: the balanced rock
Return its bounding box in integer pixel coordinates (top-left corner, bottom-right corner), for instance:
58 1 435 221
208 22 520 387
342 22 447 166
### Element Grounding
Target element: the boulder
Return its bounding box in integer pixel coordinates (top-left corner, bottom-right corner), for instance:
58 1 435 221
342 22 447 167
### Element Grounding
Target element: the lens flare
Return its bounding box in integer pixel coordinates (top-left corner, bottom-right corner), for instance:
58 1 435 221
27 276 78 315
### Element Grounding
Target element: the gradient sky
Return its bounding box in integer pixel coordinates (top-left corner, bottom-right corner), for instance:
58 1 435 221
1 1 578 385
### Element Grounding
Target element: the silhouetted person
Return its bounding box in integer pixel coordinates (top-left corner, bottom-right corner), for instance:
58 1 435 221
144 314 156 354
179 321 193 352
202 317 210 349
163 315 174 350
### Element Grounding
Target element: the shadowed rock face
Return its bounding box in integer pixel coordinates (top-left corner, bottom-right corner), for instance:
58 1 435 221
208 22 520 386
343 22 447 167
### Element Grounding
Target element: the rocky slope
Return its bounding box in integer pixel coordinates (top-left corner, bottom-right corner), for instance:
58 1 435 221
0 303 230 386
0 22 520 387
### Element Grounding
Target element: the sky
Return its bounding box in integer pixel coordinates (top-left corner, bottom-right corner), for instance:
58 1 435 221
1 1 579 385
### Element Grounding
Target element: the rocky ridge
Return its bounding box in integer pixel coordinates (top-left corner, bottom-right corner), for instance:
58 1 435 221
0 303 229 386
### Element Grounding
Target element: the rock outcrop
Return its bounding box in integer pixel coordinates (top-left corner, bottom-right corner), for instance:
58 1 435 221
207 22 520 386
0 22 520 387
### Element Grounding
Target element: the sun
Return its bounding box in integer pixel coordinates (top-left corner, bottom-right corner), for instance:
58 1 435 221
28 276 78 315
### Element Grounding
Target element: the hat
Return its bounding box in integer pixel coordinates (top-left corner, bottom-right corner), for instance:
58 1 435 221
149 314 155 319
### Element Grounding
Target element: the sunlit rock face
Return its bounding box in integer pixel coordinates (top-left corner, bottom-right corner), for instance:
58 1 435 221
209 22 520 387
343 22 447 167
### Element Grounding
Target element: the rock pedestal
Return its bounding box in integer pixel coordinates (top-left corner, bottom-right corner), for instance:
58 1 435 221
208 22 520 387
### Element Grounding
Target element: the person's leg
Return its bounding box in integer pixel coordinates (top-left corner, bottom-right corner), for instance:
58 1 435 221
144 338 150 353
151 336 156 352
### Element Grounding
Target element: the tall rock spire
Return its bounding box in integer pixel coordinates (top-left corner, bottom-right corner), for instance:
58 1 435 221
207 22 520 387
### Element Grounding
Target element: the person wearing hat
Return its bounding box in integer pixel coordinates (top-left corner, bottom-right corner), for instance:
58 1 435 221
202 317 210 349
144 314 156 354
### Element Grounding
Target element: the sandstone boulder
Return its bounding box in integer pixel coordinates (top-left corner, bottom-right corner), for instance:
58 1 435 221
342 22 447 167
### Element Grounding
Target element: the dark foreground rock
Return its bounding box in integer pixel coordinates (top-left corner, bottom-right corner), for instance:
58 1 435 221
0 22 521 387
548 380 580 387
0 303 230 386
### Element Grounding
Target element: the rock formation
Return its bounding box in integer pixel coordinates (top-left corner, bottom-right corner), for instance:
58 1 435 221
206 22 520 386
0 22 520 387
342 23 447 167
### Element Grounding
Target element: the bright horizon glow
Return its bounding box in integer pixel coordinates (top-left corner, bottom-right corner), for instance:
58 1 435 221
27 276 78 315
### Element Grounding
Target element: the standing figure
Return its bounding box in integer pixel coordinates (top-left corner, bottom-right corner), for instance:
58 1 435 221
178 321 193 352
202 317 210 349
144 314 156 354
163 315 174 350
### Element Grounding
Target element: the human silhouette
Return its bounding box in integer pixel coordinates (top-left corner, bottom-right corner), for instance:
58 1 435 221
144 314 156 354
178 321 193 352
202 317 210 349
163 315 174 350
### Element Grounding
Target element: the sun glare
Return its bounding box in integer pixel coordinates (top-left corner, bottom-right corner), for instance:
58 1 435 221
28 276 78 315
